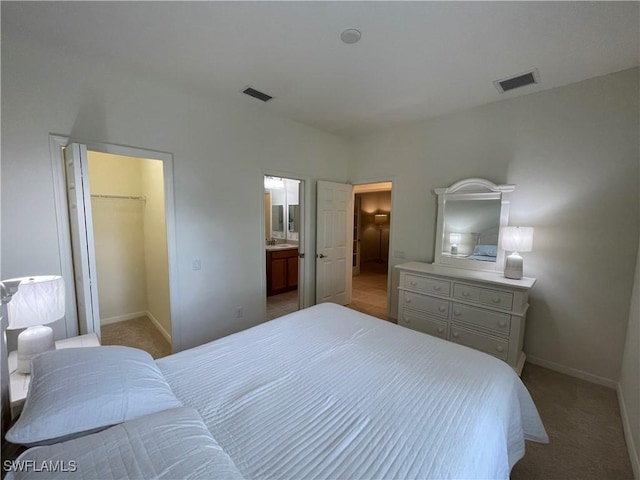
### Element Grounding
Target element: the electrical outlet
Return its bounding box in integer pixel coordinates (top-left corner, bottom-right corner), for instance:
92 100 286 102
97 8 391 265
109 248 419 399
192 257 201 271
236 307 243 319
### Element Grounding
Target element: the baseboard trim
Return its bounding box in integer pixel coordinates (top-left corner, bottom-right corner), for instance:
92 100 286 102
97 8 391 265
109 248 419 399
101 311 148 326
146 311 172 344
526 355 618 389
617 384 640 479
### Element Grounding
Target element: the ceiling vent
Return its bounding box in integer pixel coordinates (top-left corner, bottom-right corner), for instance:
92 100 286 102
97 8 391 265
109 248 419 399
242 87 273 102
493 69 540 93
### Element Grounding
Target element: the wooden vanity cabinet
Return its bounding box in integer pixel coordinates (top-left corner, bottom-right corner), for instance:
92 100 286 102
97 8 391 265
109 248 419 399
267 248 298 296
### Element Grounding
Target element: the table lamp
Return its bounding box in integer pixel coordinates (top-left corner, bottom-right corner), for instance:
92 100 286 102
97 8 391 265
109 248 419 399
5 276 65 373
449 233 462 255
499 227 534 280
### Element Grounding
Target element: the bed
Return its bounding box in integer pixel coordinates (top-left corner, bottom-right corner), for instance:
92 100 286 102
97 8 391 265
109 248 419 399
3 303 548 479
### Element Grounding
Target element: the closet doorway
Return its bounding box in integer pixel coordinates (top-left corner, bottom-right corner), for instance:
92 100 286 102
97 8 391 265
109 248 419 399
85 151 172 358
264 175 305 320
52 136 178 358
349 182 392 321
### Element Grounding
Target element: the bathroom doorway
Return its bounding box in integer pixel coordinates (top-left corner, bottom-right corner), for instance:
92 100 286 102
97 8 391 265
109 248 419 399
348 182 392 321
264 175 304 320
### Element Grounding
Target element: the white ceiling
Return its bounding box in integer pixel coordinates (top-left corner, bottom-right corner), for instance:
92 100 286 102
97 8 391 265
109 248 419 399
3 1 639 137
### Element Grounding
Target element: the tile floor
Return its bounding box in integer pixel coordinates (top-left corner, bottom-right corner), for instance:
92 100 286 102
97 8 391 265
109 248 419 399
347 261 391 321
266 289 299 320
266 261 391 322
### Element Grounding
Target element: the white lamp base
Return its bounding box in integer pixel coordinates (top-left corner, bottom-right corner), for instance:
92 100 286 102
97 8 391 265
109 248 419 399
504 252 524 280
17 325 55 374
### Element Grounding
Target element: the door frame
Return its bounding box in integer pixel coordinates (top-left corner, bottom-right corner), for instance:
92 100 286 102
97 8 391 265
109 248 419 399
261 171 308 315
351 177 395 318
49 134 181 351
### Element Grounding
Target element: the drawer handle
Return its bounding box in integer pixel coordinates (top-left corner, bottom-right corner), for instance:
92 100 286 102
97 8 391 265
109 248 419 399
452 331 460 338
462 291 469 297
410 280 418 286
437 327 444 334
453 310 462 317
438 305 446 313
498 321 507 328
433 285 441 291
405 297 412 304
492 297 501 304
496 346 505 353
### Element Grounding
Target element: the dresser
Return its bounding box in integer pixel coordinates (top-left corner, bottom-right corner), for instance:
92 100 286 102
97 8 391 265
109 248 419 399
396 262 535 374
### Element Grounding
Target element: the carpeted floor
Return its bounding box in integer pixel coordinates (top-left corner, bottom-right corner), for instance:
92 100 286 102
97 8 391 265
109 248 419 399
512 362 634 479
101 316 172 359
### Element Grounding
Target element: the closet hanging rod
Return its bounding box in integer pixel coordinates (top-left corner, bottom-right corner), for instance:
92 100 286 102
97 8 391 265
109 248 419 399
90 194 146 201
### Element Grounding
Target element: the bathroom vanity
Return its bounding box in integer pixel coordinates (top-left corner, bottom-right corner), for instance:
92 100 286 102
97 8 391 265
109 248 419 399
266 245 299 296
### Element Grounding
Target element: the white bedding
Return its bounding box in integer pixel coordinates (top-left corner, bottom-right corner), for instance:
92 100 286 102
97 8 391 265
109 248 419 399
157 303 547 480
6 407 244 480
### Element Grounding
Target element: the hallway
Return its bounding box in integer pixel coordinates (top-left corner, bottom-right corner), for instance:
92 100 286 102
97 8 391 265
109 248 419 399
347 262 391 322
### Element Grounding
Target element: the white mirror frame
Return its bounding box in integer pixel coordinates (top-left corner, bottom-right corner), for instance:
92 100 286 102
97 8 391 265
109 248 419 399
434 178 515 272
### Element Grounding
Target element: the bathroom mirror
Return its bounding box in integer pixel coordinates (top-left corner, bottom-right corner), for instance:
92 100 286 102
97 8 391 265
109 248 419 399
434 178 515 272
288 205 300 233
271 205 284 233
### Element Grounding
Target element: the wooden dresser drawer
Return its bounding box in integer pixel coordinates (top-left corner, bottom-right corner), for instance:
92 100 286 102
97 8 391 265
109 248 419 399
403 274 451 297
398 309 448 339
453 284 513 311
400 291 450 318
450 325 509 360
451 302 511 334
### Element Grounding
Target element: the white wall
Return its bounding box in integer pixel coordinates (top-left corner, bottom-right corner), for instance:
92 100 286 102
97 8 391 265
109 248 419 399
618 147 640 476
1 33 349 351
140 158 172 340
620 251 640 478
349 68 639 384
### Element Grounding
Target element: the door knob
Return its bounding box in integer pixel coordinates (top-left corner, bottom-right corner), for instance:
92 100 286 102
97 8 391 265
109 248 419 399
317 253 327 258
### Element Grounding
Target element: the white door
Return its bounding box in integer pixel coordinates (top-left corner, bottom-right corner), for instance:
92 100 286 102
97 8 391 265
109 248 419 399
316 181 353 305
64 143 101 337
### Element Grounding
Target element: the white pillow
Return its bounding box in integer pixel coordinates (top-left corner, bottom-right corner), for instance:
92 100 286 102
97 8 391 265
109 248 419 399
6 346 182 446
5 407 245 480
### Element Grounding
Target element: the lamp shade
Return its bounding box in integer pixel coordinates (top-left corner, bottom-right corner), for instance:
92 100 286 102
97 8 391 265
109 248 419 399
374 214 388 225
6 276 65 330
500 227 534 253
449 233 462 245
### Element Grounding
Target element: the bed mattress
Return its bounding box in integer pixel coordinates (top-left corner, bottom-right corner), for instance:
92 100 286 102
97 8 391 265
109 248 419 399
157 303 547 479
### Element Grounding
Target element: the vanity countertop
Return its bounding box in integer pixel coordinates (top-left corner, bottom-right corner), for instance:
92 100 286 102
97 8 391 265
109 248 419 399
266 244 298 251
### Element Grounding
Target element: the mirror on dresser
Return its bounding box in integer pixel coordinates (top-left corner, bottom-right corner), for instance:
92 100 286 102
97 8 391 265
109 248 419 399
434 178 515 272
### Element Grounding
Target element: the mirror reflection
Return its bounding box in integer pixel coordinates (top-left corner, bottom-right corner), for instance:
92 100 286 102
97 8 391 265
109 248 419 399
442 199 501 262
272 205 284 233
288 205 299 233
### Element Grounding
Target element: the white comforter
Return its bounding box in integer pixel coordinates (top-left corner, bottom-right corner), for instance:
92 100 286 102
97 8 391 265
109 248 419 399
157 303 548 480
